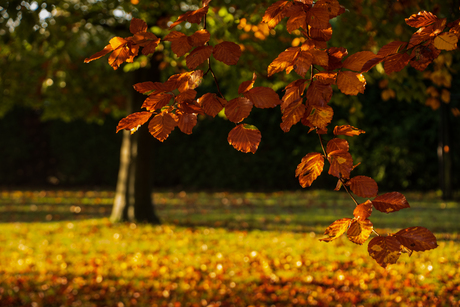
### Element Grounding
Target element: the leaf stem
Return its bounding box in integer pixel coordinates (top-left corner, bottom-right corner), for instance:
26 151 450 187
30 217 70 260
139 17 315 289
317 131 327 157
341 179 359 206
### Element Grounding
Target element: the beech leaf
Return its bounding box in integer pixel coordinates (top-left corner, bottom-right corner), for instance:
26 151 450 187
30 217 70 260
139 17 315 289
280 99 306 132
368 236 402 268
405 11 438 28
116 112 153 134
337 71 366 95
342 51 377 72
225 97 253 123
347 219 373 245
326 138 349 153
295 152 324 188
177 112 198 135
148 112 177 142
213 41 242 65
328 149 353 179
433 32 458 51
198 93 226 117
262 0 291 29
394 227 438 252
244 87 281 109
333 125 365 136
227 124 262 154
353 200 373 221
320 218 352 242
186 46 213 70
372 192 410 213
348 176 378 198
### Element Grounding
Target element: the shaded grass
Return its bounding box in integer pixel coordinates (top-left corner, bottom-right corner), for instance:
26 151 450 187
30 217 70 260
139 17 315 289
0 189 459 306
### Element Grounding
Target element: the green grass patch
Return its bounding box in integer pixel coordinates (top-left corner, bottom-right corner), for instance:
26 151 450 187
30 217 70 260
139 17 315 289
0 189 459 306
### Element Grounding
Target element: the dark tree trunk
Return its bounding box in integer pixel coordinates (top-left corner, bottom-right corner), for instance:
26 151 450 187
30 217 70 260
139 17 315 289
110 57 161 224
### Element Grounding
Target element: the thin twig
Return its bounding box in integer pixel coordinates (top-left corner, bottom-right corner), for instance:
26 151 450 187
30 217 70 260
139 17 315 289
341 180 359 206
317 131 327 157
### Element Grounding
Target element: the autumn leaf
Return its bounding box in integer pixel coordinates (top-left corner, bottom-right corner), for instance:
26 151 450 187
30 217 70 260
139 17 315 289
188 29 211 47
320 218 352 242
326 46 347 70
328 149 353 179
186 46 213 70
116 112 152 134
372 192 410 213
262 0 291 29
281 79 307 111
383 53 413 74
342 51 377 72
434 32 458 51
293 51 313 76
377 41 408 57
134 81 161 94
280 99 306 132
405 11 438 28
305 104 334 130
213 41 242 65
227 124 262 154
176 112 198 135
353 200 373 221
148 111 177 142
225 97 253 123
394 227 438 252
132 32 161 55
285 4 307 33
306 81 333 106
164 31 193 57
175 89 197 103
268 47 300 77
238 73 257 94
368 236 402 268
306 5 330 29
84 44 113 64
326 138 349 153
337 71 366 95
347 219 373 245
129 18 148 34
333 125 365 136
244 87 280 109
295 152 324 188
169 6 209 29
348 176 378 198
410 43 441 71
142 92 174 111
313 72 337 84
198 93 226 117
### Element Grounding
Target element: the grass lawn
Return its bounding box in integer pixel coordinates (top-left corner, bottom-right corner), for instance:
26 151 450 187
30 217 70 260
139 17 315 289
0 189 459 306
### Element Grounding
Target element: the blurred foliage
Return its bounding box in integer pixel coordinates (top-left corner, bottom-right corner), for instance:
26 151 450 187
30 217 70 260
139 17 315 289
0 189 460 306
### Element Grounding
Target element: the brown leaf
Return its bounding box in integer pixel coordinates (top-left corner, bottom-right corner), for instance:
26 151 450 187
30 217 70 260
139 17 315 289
188 29 211 47
306 5 330 29
285 5 307 33
383 53 412 74
293 51 313 77
372 192 410 213
314 72 337 85
227 124 261 154
306 81 333 106
342 51 378 72
280 99 306 132
130 18 148 34
326 46 347 71
238 73 257 94
262 0 291 29
133 32 161 55
348 176 378 198
133 81 164 94
164 31 193 57
281 79 307 111
353 200 373 221
320 218 352 242
295 152 324 188
169 6 209 29
328 150 353 179
225 97 253 123
377 41 407 57
368 236 402 268
213 41 242 65
175 89 197 103
148 112 177 142
198 93 226 117
337 71 366 95
305 104 333 130
394 227 438 252
434 32 458 51
116 112 153 134
142 92 174 111
326 138 349 153
244 87 280 109
333 125 365 136
268 47 300 77
347 219 373 245
186 46 213 70
177 112 197 135
405 11 438 28
84 44 113 63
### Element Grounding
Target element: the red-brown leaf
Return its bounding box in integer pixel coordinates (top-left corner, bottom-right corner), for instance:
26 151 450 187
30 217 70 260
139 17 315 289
306 81 333 106
295 152 324 188
348 176 378 198
225 97 253 123
188 29 211 47
347 219 373 245
212 41 242 65
326 138 349 153
433 32 458 51
130 18 148 34
328 149 353 179
133 81 164 94
353 200 373 221
238 73 257 94
164 31 193 57
116 112 152 134
268 47 300 77
177 112 197 135
262 0 291 29
333 125 365 136
227 124 261 154
198 93 226 117
281 79 307 111
320 218 352 242
305 104 333 130
394 227 438 252
293 51 313 77
84 44 113 63
337 71 366 95
377 41 408 57
148 112 177 142
133 32 161 55
244 87 280 109
169 6 209 29
175 89 197 103
405 11 438 28
186 46 213 70
342 51 378 72
280 99 306 132
368 236 402 268
372 192 410 213
142 92 174 111
383 53 412 74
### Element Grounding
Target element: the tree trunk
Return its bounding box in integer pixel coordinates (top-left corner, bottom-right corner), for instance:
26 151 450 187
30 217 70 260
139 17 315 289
110 57 161 224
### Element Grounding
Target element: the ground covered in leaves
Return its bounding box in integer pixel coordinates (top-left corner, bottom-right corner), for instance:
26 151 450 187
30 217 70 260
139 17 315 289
0 190 459 306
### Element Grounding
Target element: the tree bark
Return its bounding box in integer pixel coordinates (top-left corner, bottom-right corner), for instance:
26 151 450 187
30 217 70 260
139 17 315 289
110 57 161 224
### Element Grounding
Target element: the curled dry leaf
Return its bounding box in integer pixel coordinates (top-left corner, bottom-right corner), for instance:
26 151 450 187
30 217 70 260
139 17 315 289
227 124 261 154
169 6 209 29
333 125 365 136
320 218 352 242
348 175 378 198
368 236 402 268
347 219 373 245
116 112 153 134
295 152 324 188
372 192 410 213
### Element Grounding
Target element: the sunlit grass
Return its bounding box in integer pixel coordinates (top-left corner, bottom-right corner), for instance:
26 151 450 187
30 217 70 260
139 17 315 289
0 189 459 306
